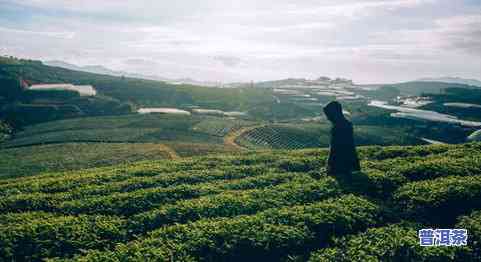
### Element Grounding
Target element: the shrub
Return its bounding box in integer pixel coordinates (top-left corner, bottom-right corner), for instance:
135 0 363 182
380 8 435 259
0 212 126 261
394 175 481 224
129 175 340 234
59 172 297 215
391 157 481 181
69 195 380 261
456 210 481 261
308 224 469 262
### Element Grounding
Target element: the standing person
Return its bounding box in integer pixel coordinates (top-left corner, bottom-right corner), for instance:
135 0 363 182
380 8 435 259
323 101 360 176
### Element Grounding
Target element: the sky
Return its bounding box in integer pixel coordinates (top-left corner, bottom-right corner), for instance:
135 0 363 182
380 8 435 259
0 0 480 84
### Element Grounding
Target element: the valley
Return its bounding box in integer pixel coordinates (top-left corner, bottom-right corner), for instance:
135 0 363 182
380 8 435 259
1 56 481 178
2 1 481 260
0 57 480 261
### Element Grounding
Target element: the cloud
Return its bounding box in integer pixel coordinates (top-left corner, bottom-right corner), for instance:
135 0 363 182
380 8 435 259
123 58 159 67
212 56 242 67
435 14 481 55
1 0 480 83
0 26 75 39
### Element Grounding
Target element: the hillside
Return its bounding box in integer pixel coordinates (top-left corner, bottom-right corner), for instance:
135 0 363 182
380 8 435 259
0 114 249 178
0 57 274 127
382 81 481 96
0 142 480 261
0 113 427 179
417 77 481 88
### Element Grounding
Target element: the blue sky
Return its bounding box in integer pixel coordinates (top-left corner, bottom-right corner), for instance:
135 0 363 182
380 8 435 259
1 0 480 83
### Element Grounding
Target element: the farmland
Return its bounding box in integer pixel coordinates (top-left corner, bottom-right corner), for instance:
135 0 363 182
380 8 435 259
0 142 480 261
1 56 481 261
4 113 420 151
3 114 225 148
235 123 421 150
0 114 249 178
0 112 428 179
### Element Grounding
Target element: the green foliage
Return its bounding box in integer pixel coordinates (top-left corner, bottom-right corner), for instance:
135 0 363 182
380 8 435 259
0 120 11 142
0 143 174 179
394 175 481 224
308 224 469 262
390 156 481 181
0 76 22 99
0 142 480 261
69 195 380 261
363 85 401 100
343 170 408 198
0 212 126 261
0 167 286 215
0 58 274 112
1 114 242 148
423 87 481 121
237 124 325 149
456 210 481 260
21 89 80 102
236 124 419 150
192 117 254 137
359 144 451 160
129 174 340 234
247 101 317 120
384 81 476 96
59 171 294 216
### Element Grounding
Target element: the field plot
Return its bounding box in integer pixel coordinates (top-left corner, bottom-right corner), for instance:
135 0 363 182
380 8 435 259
236 123 421 150
192 117 254 137
0 143 479 261
235 124 326 149
3 114 232 147
0 114 256 178
0 143 175 179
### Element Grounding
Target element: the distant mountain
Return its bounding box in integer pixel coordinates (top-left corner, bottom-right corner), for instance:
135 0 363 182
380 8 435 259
44 60 170 81
417 77 481 87
44 60 220 87
252 77 354 89
380 81 481 97
44 60 84 71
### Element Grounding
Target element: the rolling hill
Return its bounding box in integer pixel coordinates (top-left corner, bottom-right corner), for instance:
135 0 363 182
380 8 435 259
1 55 481 261
417 77 481 88
0 56 275 127
0 142 480 261
374 81 480 99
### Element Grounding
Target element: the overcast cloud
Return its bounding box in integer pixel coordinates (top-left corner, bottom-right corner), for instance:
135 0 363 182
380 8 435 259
1 0 480 83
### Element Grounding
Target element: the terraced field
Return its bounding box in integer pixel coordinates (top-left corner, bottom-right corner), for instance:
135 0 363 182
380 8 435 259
2 114 253 148
0 143 173 179
0 114 250 178
1 142 480 261
235 123 421 150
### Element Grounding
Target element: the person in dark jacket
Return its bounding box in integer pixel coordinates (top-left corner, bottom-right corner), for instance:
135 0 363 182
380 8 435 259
323 101 360 176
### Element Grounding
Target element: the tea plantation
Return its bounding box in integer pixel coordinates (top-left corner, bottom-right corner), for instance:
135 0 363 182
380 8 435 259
0 143 480 261
235 123 421 150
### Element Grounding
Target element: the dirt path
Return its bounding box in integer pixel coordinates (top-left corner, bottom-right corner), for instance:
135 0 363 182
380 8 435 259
224 125 265 150
158 144 180 160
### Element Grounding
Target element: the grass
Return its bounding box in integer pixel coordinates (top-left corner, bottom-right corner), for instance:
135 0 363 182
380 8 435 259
0 142 480 261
